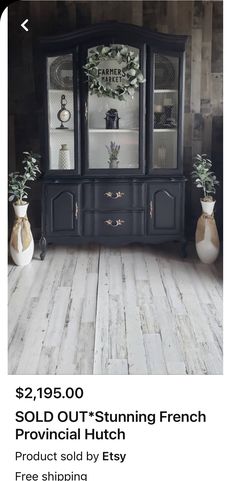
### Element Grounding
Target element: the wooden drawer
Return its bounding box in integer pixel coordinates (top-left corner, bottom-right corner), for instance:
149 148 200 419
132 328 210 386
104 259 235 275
83 182 145 210
83 211 145 237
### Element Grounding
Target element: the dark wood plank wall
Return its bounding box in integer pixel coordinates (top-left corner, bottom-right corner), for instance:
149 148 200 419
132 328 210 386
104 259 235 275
8 1 223 238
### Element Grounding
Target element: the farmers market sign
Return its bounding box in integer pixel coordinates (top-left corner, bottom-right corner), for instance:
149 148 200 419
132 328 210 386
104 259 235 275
97 67 123 84
83 45 144 101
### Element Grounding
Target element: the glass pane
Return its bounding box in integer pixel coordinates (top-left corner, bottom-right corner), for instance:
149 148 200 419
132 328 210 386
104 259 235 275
153 54 179 169
47 54 74 170
87 45 140 169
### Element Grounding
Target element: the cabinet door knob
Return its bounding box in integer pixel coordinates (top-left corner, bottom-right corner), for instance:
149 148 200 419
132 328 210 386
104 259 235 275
104 191 125 199
104 219 125 227
149 200 153 218
75 202 79 219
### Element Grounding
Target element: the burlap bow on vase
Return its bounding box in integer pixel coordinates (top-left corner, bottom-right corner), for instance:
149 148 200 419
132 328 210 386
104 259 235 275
10 216 32 252
195 213 219 249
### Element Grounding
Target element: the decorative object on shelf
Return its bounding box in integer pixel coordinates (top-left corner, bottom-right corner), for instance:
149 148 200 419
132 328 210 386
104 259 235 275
83 44 145 100
50 55 73 90
163 98 173 120
164 118 177 129
154 105 163 128
106 141 120 168
192 154 220 264
155 55 175 89
105 109 120 129
9 152 41 266
154 102 176 129
57 94 71 129
163 98 176 128
157 145 167 168
59 144 71 170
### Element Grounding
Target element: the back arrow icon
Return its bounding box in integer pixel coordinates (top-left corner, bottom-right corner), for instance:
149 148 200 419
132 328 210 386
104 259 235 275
21 19 29 32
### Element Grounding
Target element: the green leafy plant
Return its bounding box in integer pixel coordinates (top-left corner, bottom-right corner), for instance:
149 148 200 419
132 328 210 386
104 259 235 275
191 154 219 200
106 141 120 161
9 152 41 205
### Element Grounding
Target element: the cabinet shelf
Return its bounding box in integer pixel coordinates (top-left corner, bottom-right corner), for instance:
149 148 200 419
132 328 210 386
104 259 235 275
153 129 177 132
89 129 138 133
154 89 178 93
49 89 73 94
50 128 74 132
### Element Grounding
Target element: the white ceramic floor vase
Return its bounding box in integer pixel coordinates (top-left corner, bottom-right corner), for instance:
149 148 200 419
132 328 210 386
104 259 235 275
59 144 70 170
10 203 34 266
195 199 220 264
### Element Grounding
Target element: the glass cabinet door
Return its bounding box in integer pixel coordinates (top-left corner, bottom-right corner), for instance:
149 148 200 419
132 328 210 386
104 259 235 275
87 45 140 170
47 54 75 171
152 53 179 170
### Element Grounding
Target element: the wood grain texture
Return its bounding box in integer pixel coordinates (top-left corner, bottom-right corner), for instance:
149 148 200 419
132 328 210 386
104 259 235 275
8 1 223 240
9 245 223 375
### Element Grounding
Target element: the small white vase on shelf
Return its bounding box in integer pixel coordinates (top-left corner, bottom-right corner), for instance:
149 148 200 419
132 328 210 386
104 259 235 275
59 144 70 169
195 199 220 264
10 203 34 266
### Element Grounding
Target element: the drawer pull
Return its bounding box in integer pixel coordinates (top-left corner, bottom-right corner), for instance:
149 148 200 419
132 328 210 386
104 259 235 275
75 202 79 219
104 219 125 227
104 191 125 199
149 200 153 218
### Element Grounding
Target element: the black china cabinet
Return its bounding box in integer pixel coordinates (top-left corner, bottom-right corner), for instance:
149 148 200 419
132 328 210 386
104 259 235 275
39 22 187 259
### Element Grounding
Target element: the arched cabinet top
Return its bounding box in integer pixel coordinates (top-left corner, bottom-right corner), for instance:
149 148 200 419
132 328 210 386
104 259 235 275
39 21 187 53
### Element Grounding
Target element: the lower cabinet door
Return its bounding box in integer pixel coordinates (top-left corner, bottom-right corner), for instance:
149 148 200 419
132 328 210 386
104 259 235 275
46 185 80 236
148 182 182 235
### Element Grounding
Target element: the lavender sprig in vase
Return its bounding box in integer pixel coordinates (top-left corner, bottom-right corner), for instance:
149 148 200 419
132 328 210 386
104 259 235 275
106 141 120 168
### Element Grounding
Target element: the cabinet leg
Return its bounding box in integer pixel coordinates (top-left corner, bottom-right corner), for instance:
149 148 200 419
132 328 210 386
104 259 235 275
180 238 187 258
39 236 47 261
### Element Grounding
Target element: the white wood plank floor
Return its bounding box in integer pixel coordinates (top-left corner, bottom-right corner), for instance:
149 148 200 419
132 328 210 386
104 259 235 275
8 243 223 375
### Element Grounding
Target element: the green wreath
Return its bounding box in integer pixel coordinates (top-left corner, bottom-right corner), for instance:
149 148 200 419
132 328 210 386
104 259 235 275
83 45 144 100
